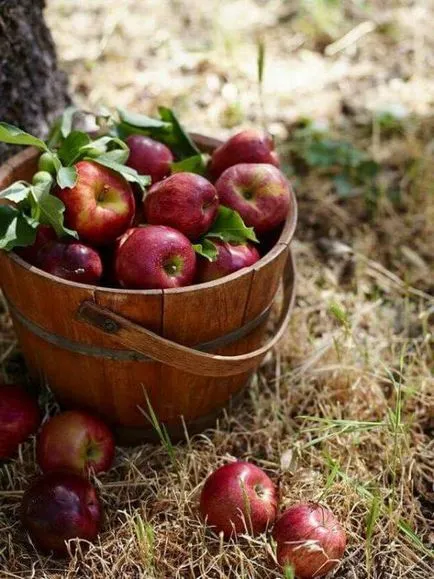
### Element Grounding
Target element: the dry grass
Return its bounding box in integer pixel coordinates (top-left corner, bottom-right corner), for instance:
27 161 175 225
1 1 433 578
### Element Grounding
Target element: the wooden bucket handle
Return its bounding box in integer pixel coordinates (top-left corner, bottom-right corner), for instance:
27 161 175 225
77 248 296 377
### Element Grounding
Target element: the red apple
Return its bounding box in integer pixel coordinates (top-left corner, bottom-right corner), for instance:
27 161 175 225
37 241 103 285
16 225 57 266
216 163 292 234
36 410 115 475
210 129 280 179
57 160 135 246
21 471 102 556
273 503 347 578
115 225 196 289
199 461 278 537
197 240 260 282
144 172 219 240
0 385 40 459
126 135 174 184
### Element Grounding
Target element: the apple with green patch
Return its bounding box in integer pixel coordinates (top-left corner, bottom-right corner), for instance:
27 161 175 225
36 410 115 475
57 161 135 246
115 225 196 289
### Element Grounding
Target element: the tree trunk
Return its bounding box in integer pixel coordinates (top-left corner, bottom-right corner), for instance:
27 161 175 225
0 0 70 162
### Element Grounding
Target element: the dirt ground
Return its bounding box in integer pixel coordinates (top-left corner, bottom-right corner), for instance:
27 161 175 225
1 1 433 578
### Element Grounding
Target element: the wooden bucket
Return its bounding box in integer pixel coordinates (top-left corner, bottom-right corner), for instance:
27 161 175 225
0 135 297 444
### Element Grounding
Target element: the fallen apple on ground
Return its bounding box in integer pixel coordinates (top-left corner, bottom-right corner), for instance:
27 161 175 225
144 172 219 240
197 240 260 282
126 134 174 184
36 410 115 475
20 471 102 556
209 129 280 179
0 385 40 459
37 241 103 284
115 225 197 289
200 461 278 537
216 163 292 234
57 160 135 246
273 503 346 578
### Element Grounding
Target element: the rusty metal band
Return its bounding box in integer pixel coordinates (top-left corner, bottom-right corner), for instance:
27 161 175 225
5 298 272 362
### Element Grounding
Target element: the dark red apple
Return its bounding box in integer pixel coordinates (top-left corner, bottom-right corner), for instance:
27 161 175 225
144 172 219 240
16 225 56 266
37 241 103 284
197 240 260 282
199 461 278 537
273 503 347 578
57 160 135 246
0 385 40 459
21 471 102 556
216 163 292 234
210 129 280 179
115 225 196 289
36 410 115 475
126 135 174 184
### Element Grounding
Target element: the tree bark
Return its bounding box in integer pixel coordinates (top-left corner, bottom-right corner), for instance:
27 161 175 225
0 0 70 162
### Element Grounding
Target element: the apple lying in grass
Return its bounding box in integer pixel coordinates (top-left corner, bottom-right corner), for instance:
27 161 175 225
36 410 115 475
210 129 280 179
37 241 103 284
21 471 102 556
200 461 278 537
115 225 196 289
197 240 260 282
0 385 40 459
57 161 135 246
216 163 291 234
16 225 57 266
273 503 346 578
144 172 219 240
126 135 174 184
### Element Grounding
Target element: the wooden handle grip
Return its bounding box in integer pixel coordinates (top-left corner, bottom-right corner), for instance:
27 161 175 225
77 249 296 377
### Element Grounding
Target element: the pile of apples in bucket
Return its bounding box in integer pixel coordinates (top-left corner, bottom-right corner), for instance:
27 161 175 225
0 109 346 577
0 107 294 288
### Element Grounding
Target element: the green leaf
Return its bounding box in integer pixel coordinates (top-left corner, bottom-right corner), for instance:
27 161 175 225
0 123 48 151
0 181 31 203
116 107 199 159
171 154 209 176
90 157 151 191
0 205 18 237
57 166 78 189
398 519 434 558
57 131 91 166
60 106 78 138
81 135 129 156
0 206 38 250
193 238 218 261
33 189 77 239
206 206 258 244
96 148 129 164
158 106 200 158
117 107 172 131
